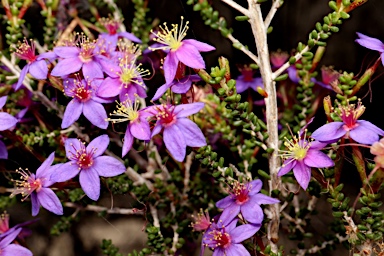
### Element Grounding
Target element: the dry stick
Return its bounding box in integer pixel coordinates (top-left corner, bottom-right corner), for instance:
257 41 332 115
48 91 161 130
64 202 143 215
264 0 282 28
247 1 280 252
221 0 249 15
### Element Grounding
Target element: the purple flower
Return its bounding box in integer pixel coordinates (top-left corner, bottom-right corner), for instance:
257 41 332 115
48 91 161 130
355 33 384 66
107 98 151 157
14 39 55 90
314 66 340 90
148 102 206 162
278 130 334 190
202 216 258 256
216 179 279 226
97 57 148 102
0 96 18 131
312 101 384 145
150 17 215 84
0 228 32 256
62 78 110 129
51 34 115 79
235 66 264 94
50 135 126 200
152 74 201 101
11 152 63 216
98 17 141 48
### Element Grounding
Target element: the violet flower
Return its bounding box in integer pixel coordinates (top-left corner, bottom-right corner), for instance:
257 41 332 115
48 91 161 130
235 66 264 94
355 33 384 66
11 152 63 216
0 96 17 131
107 98 151 157
278 129 334 190
149 102 206 162
216 179 279 226
98 17 141 48
152 74 201 101
201 216 258 256
14 39 55 90
62 78 110 129
150 17 215 84
311 101 384 145
50 135 126 201
0 228 32 256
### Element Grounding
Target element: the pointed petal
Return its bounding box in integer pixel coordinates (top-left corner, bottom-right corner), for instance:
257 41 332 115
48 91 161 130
119 31 142 43
15 65 29 90
174 102 204 117
37 51 57 61
36 152 55 177
171 79 192 94
304 149 334 168
163 125 186 162
309 140 327 150
151 122 163 137
225 244 251 256
43 164 63 187
31 193 40 216
235 78 250 93
50 162 80 183
163 52 178 85
0 96 6 109
37 188 63 215
0 113 18 131
82 61 103 79
230 224 259 243
182 39 215 52
311 122 345 143
278 159 296 177
122 128 134 157
97 77 121 98
87 134 109 157
252 193 280 205
2 244 32 256
152 83 171 101
355 33 384 52
54 46 80 57
175 119 206 147
79 169 100 201
293 161 311 190
350 120 384 145
29 59 48 79
65 138 82 157
92 156 125 177
83 100 108 129
0 140 8 159
61 99 83 129
130 119 151 140
248 179 263 196
176 43 205 69
0 228 22 247
51 57 83 77
241 201 264 224
216 196 235 209
220 204 241 226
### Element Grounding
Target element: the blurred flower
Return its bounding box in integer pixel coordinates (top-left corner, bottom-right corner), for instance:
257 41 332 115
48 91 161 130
0 227 32 256
0 96 17 131
312 101 384 145
50 135 126 200
98 17 141 48
314 66 340 90
216 179 279 225
150 17 215 84
11 152 63 216
191 209 211 232
355 33 384 66
370 138 384 168
152 74 201 101
235 66 264 94
270 50 289 68
148 102 206 162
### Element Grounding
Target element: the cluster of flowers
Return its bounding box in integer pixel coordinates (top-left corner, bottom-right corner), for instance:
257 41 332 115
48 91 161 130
192 179 279 256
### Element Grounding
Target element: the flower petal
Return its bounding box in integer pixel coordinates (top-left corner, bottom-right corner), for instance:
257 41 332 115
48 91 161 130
79 169 100 201
15 65 29 90
0 228 22 248
278 159 296 177
219 204 241 226
54 46 80 57
61 99 83 129
29 59 48 80
97 77 121 98
241 201 264 224
92 156 125 177
31 193 40 217
163 125 186 162
216 196 235 209
0 113 18 131
87 135 109 157
248 179 263 196
183 39 215 52
51 57 83 77
304 149 334 168
0 96 6 109
65 138 82 157
130 119 151 141
37 188 63 215
311 122 345 143
163 52 178 85
119 31 142 43
293 161 311 190
82 61 104 79
224 244 251 256
230 224 260 243
2 244 32 256
355 33 384 52
252 193 280 205
235 78 251 93
174 102 205 117
171 79 192 94
50 162 80 183
152 83 171 101
122 128 134 157
349 120 384 145
176 43 205 69
0 140 7 159
174 118 206 147
36 152 55 178
83 100 108 129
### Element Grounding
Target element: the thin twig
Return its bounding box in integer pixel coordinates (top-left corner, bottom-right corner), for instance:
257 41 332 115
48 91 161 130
125 167 154 190
272 45 310 79
227 34 260 66
221 0 250 16
264 0 282 28
64 202 143 215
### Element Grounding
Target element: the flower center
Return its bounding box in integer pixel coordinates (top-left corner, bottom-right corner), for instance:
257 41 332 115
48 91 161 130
280 133 311 161
65 79 92 102
99 17 121 35
209 229 232 249
155 104 176 126
78 35 96 62
10 169 43 201
150 16 189 51
338 101 365 130
15 39 37 62
68 141 95 169
108 98 140 124
241 67 254 82
118 59 150 88
232 181 250 205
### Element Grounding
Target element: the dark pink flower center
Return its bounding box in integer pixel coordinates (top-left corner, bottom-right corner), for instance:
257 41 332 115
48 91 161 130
321 67 340 85
65 79 92 102
69 142 96 169
11 169 43 200
100 18 120 35
232 182 250 205
78 36 96 62
210 229 232 249
15 40 37 62
156 104 177 127
241 68 254 82
339 101 365 130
